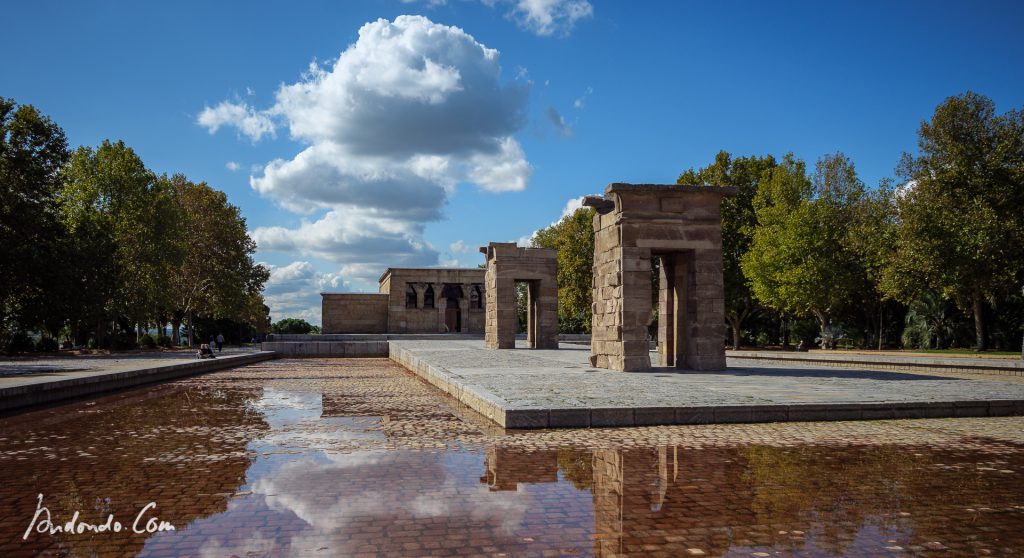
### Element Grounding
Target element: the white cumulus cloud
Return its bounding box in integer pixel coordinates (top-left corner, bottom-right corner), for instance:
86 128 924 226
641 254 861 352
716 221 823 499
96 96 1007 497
262 261 349 324
225 161 240 172
203 16 534 300
197 100 276 141
253 210 440 283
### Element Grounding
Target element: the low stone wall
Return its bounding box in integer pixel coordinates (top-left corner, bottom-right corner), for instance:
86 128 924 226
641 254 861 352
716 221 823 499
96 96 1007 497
261 333 484 357
261 340 389 357
0 352 276 413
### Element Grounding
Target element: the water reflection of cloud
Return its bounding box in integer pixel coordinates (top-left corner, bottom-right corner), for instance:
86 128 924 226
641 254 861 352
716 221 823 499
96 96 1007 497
241 450 531 556
198 530 277 558
250 386 323 425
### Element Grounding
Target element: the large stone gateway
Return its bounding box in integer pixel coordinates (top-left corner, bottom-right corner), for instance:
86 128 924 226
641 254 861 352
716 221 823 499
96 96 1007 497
480 242 558 349
583 183 735 371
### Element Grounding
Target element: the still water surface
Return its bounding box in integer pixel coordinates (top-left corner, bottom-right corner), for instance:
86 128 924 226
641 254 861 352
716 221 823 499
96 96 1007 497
0 358 1022 557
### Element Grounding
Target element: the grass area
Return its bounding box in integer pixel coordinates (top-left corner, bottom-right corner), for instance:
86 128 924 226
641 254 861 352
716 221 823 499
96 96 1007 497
903 348 1020 356
739 346 1021 358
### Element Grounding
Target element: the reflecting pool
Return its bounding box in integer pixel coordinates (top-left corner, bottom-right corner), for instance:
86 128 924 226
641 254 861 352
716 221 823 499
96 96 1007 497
0 358 1022 557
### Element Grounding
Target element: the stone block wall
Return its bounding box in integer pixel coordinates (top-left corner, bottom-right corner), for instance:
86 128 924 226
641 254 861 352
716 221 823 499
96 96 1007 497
321 294 389 334
584 183 733 371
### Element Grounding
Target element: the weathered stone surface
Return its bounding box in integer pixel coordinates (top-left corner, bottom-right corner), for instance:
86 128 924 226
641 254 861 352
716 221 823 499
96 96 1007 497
321 293 388 333
585 183 734 372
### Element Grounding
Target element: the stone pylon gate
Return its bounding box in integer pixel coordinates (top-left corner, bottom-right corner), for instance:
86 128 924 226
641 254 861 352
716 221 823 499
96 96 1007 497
480 242 558 349
583 183 735 371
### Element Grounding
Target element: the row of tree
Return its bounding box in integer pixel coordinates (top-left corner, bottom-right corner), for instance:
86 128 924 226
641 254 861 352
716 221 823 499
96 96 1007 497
533 92 1024 352
1 97 270 351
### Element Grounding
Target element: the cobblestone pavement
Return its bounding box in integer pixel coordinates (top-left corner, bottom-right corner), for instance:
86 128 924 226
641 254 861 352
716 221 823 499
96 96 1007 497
0 358 1022 557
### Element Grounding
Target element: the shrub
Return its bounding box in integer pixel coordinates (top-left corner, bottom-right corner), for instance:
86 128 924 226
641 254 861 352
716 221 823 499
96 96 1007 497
157 335 172 348
139 334 157 349
4 332 35 353
815 325 845 350
109 333 136 351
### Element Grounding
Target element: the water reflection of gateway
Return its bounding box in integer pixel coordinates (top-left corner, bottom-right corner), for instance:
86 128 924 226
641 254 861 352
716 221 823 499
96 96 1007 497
481 445 756 557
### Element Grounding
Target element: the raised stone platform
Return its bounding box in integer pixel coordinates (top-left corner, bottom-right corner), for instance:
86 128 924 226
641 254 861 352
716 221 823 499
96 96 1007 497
389 339 1024 428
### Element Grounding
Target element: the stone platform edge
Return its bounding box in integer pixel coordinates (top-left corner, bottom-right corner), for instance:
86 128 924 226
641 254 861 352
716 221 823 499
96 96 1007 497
388 344 1024 429
729 350 1024 377
389 343 510 426
0 352 277 413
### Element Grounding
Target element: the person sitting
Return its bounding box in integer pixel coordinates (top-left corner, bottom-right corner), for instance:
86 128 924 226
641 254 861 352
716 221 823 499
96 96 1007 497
197 343 216 359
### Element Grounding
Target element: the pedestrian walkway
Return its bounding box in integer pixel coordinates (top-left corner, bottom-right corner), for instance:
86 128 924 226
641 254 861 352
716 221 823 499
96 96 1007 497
0 348 275 412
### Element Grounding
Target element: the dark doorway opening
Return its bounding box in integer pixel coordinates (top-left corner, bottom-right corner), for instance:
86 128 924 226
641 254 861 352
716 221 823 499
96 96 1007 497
441 284 464 333
652 252 693 368
445 297 461 333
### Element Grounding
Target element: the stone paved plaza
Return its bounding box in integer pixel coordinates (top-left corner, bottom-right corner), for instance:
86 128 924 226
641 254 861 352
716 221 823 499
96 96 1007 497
2 357 1023 557
391 339 1024 428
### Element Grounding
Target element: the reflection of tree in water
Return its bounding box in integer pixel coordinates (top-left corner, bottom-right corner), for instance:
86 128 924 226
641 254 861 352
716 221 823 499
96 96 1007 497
557 448 594 490
739 442 1010 556
0 383 268 557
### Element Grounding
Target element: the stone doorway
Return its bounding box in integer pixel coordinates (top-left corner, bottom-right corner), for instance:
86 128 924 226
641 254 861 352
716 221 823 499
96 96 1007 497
583 183 734 371
481 242 558 349
441 284 464 333
653 252 692 368
445 299 461 332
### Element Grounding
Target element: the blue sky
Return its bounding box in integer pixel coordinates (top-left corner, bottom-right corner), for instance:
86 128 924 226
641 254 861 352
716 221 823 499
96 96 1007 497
3 0 1022 323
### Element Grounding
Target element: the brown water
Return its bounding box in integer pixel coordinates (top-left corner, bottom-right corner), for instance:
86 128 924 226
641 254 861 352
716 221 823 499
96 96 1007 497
0 358 1022 557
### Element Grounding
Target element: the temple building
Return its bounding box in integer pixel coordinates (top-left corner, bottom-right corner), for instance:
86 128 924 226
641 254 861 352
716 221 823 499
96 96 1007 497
321 268 485 334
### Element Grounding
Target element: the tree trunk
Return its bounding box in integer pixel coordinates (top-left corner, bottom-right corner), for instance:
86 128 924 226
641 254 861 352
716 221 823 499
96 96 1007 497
781 317 791 350
171 319 181 346
972 294 988 351
877 299 884 351
728 315 742 350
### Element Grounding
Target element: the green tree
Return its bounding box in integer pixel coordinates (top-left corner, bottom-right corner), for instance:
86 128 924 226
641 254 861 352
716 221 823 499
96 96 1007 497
0 98 70 343
679 151 778 349
881 92 1024 351
164 175 268 345
742 153 868 337
59 140 173 344
531 206 596 333
272 318 318 335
